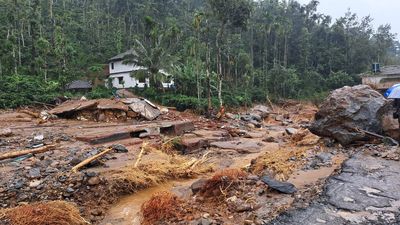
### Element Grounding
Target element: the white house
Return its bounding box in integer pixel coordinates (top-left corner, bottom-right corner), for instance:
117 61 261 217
107 49 174 89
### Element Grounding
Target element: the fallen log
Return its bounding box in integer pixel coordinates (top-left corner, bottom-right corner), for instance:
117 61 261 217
71 148 113 173
134 142 149 168
0 145 56 161
18 110 40 118
355 128 399 146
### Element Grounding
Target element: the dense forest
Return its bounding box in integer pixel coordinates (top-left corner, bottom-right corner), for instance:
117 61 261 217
0 0 399 110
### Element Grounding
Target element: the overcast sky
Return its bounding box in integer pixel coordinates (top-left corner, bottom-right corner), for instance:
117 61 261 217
296 0 399 40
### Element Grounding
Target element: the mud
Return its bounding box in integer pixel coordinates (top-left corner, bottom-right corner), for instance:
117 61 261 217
2 100 399 225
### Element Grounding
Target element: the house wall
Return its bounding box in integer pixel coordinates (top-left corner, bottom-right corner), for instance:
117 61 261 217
109 60 136 74
108 59 174 89
108 72 149 89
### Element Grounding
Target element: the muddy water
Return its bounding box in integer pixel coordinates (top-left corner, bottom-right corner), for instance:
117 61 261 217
100 142 279 225
288 154 347 188
100 179 197 225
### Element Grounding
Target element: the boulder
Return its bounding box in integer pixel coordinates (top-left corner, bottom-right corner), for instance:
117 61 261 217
310 85 387 146
250 105 270 119
377 100 400 141
191 178 207 194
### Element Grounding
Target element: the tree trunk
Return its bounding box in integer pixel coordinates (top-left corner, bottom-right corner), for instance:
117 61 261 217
284 34 288 68
216 23 225 108
206 43 212 112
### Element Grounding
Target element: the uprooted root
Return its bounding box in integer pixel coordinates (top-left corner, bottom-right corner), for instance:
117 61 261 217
141 192 184 225
200 169 247 198
251 147 308 181
109 152 213 195
0 201 89 225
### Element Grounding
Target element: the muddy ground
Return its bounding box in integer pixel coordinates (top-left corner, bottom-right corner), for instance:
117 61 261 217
0 100 399 225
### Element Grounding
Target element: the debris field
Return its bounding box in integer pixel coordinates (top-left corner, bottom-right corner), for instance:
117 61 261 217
1 88 400 225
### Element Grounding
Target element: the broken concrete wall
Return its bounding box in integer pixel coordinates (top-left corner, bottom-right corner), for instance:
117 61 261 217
49 98 161 121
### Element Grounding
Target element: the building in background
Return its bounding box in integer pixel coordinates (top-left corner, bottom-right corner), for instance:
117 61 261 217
107 50 174 89
360 64 400 91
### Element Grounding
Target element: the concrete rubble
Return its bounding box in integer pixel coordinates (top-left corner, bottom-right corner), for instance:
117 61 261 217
48 98 162 121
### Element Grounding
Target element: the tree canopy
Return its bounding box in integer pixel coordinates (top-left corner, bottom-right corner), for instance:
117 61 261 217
0 0 398 109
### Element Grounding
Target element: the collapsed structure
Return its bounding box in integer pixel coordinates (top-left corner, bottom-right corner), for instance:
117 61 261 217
48 98 162 122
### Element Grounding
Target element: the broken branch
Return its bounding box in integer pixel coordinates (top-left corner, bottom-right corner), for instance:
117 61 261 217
134 142 149 168
71 148 113 173
0 145 56 161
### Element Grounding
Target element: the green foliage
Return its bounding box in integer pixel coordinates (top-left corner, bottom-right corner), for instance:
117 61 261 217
267 67 300 99
325 71 356 90
87 86 114 99
0 0 398 111
0 75 59 108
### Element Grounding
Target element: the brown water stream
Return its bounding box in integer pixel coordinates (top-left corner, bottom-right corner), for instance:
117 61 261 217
100 179 197 225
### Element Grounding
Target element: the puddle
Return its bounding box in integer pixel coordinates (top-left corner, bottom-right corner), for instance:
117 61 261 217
288 154 346 188
100 179 196 225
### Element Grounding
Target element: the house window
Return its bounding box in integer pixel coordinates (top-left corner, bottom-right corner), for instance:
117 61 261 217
111 63 114 70
118 77 124 85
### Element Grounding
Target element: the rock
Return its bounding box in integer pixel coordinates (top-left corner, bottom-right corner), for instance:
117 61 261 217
246 123 256 129
14 179 26 189
244 220 254 225
263 136 277 143
250 105 270 119
275 115 284 121
378 100 400 141
33 134 44 142
199 218 211 225
27 168 41 179
66 187 75 193
29 180 42 188
0 128 13 137
225 113 236 120
87 177 101 186
69 158 81 166
91 209 103 216
249 120 262 128
247 175 259 181
210 140 264 153
310 85 387 146
285 128 298 135
45 167 59 173
235 204 253 212
179 138 210 154
250 114 262 122
241 115 253 122
112 144 128 153
316 153 332 163
191 178 207 194
261 176 297 194
59 134 70 141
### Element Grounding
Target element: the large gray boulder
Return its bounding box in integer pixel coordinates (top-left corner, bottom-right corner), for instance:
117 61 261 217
378 100 400 141
310 85 387 146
